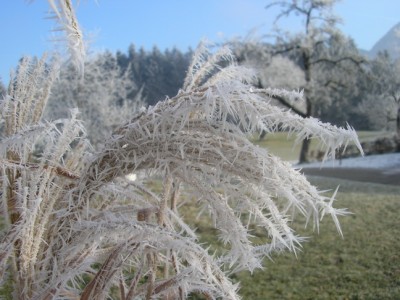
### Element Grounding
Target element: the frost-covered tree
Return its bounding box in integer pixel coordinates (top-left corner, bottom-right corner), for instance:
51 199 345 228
358 94 396 131
264 0 364 162
230 40 305 117
260 55 306 90
0 1 363 299
46 51 145 148
257 55 307 117
0 80 5 98
359 52 400 134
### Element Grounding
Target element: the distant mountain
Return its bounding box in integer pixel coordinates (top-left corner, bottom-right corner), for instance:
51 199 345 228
359 48 370 57
368 22 400 59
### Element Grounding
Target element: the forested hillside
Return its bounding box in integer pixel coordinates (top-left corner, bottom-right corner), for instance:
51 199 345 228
115 46 193 106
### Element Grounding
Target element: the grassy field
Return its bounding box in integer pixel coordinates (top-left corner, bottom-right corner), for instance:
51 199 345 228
234 178 400 299
185 177 400 300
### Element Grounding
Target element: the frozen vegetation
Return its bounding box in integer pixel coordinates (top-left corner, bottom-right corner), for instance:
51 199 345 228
1 0 391 299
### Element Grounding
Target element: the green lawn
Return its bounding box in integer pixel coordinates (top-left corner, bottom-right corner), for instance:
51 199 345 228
251 132 302 161
232 177 400 299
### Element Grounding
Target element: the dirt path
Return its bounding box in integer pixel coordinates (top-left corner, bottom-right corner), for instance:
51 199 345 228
300 167 400 186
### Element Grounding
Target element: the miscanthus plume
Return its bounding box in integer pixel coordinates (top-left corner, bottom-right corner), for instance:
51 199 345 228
0 2 362 299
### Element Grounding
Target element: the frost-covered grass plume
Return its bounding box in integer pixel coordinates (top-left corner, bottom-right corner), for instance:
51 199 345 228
0 1 363 299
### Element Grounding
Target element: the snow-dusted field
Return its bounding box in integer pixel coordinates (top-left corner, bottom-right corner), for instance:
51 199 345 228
295 153 400 185
297 153 400 171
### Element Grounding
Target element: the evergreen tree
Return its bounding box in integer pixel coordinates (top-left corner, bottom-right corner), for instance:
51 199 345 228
116 45 192 106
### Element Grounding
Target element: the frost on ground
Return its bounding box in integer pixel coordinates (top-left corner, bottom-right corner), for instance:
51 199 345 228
297 153 400 172
296 153 400 185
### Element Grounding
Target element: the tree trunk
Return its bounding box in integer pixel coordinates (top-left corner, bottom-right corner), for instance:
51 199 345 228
298 88 312 164
299 137 311 163
397 106 400 137
259 130 267 140
298 47 313 164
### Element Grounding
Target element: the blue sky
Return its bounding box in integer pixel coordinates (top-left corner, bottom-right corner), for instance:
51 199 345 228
1 0 399 83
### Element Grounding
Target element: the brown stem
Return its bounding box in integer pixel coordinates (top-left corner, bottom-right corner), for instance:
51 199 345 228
158 176 173 227
145 253 156 300
119 278 126 300
125 264 145 300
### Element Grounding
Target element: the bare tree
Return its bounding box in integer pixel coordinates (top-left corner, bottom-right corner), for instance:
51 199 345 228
265 0 364 162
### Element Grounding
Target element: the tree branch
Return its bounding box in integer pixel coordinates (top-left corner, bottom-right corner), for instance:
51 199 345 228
271 94 307 117
311 56 365 66
272 44 301 56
